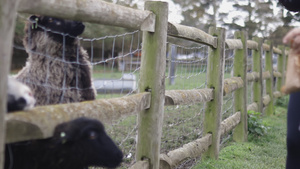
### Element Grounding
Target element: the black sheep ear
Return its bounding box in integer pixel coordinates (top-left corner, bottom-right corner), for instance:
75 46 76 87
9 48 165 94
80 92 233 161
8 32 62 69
29 15 39 29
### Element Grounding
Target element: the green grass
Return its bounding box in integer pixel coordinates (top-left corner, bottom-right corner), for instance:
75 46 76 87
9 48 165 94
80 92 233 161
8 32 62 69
192 105 288 169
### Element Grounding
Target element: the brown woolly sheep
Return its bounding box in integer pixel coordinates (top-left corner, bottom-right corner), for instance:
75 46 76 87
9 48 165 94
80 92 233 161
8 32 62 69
16 15 96 106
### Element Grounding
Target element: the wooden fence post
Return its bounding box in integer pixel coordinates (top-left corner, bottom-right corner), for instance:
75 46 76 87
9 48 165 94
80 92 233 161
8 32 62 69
264 40 274 116
0 0 20 168
232 31 248 142
277 46 285 92
203 27 226 159
136 1 168 169
252 37 263 113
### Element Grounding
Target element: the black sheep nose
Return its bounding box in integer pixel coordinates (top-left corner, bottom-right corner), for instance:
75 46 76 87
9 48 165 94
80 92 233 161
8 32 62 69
67 21 85 37
72 21 84 28
114 149 124 165
117 150 123 160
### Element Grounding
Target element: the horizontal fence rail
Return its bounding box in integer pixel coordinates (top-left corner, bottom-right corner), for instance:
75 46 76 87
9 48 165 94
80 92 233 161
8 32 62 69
6 93 151 143
168 22 217 48
159 111 241 169
18 0 156 32
165 89 213 105
223 77 244 96
247 72 260 82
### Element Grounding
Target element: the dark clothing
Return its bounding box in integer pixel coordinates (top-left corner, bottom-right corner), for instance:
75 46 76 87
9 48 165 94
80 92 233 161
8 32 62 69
279 0 300 12
286 92 300 168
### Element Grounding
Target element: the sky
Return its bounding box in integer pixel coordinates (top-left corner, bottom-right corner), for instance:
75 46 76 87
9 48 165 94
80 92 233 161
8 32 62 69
133 0 297 28
133 0 183 23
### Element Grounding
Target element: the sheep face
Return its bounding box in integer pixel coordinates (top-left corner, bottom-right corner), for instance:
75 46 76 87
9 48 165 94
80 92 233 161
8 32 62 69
26 15 85 45
5 118 123 169
53 118 123 168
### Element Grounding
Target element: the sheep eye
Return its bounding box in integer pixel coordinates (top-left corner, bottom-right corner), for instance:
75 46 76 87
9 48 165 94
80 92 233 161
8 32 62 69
27 91 33 97
89 131 97 140
56 21 61 26
60 132 66 138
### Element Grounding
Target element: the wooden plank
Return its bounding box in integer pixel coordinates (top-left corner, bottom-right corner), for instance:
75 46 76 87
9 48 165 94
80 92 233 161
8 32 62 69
136 2 168 169
263 43 270 51
247 40 258 50
223 77 244 96
232 31 248 142
247 102 258 112
273 71 282 78
18 0 156 32
263 95 271 107
159 134 212 169
167 22 217 48
225 39 243 50
6 93 151 143
159 111 241 169
262 71 271 80
273 91 282 98
220 112 241 137
273 47 282 54
165 89 213 105
0 0 20 168
247 72 260 82
203 27 226 159
129 160 149 169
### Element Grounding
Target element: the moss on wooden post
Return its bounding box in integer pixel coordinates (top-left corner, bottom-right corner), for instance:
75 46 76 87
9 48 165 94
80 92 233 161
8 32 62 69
252 37 263 113
232 31 248 142
136 1 168 169
264 40 274 116
203 27 226 160
0 0 20 168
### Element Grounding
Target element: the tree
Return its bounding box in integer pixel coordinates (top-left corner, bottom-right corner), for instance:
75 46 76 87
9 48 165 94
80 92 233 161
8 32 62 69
172 0 224 30
225 0 279 38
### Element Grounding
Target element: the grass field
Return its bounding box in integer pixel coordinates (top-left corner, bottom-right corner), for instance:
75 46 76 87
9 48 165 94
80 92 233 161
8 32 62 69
192 99 288 169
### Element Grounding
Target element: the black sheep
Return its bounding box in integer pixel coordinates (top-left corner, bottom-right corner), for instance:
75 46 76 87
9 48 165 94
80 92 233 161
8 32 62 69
5 118 123 169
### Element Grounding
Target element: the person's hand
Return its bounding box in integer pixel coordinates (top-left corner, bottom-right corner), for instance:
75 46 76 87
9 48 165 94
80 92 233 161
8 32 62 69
283 27 300 54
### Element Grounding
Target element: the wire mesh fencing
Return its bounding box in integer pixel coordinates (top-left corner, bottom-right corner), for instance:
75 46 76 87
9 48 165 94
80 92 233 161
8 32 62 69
162 42 208 168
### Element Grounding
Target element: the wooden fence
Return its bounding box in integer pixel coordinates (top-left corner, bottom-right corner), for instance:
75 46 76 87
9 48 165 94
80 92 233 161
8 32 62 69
0 0 287 169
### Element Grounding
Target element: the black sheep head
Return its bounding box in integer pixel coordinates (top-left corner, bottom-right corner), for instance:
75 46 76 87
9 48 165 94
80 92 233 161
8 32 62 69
28 15 85 45
53 118 123 168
